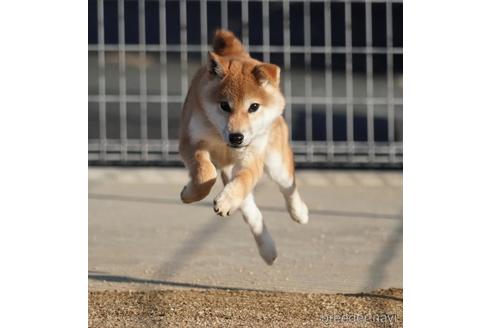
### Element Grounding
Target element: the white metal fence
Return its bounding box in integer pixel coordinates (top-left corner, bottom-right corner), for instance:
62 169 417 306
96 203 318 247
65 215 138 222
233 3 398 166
88 0 403 167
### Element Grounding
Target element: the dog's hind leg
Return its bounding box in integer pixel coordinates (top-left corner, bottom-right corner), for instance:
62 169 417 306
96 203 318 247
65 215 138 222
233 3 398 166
241 194 277 265
221 166 277 264
264 150 309 225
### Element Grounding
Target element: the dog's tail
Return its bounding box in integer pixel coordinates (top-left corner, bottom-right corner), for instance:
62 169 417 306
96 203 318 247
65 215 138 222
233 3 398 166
212 29 246 57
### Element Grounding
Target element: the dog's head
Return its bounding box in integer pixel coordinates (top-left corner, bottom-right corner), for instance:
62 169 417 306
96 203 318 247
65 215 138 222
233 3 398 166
202 52 285 150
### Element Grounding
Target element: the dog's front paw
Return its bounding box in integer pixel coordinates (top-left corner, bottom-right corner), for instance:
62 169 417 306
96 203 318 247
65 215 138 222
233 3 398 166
180 179 216 204
180 185 191 203
180 183 198 204
213 190 241 217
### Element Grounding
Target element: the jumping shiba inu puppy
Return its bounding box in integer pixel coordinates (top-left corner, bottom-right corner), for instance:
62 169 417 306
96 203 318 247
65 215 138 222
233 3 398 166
179 29 309 264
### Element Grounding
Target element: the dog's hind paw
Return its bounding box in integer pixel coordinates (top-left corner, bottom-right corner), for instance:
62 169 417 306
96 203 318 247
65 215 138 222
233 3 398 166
288 200 309 224
257 238 277 265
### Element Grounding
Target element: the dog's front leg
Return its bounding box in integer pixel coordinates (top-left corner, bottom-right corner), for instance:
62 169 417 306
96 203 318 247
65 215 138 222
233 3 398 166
180 148 217 203
213 157 263 217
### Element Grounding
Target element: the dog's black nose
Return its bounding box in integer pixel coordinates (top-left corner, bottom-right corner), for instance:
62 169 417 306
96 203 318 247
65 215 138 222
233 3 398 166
228 133 244 146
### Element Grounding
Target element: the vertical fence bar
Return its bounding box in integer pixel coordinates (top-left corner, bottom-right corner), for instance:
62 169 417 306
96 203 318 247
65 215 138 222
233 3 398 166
97 0 106 161
180 0 188 100
221 0 228 29
365 1 375 162
282 1 292 141
118 0 127 161
262 0 270 63
138 0 148 160
324 1 333 161
160 0 168 160
344 1 354 161
200 0 208 62
241 0 249 50
303 1 313 162
88 0 402 167
386 0 395 162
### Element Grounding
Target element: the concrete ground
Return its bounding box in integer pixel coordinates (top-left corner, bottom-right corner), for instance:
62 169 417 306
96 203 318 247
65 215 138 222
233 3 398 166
89 168 402 294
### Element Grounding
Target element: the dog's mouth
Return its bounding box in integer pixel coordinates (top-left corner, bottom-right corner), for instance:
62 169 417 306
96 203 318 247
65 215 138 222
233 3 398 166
227 143 248 149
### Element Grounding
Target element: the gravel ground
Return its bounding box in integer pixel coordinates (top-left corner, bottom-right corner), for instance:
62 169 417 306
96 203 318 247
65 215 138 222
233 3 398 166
89 288 402 327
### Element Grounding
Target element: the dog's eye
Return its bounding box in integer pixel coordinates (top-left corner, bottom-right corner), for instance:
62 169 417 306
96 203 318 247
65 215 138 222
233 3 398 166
219 102 231 112
248 103 260 113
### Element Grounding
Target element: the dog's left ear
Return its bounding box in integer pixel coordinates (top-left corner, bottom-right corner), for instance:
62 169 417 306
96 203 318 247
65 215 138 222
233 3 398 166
252 63 281 88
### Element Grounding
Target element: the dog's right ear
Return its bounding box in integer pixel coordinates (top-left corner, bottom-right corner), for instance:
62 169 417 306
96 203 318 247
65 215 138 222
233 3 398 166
208 52 227 78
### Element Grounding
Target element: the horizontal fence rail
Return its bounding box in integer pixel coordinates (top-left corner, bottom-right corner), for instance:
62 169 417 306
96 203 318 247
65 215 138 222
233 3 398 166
88 0 403 167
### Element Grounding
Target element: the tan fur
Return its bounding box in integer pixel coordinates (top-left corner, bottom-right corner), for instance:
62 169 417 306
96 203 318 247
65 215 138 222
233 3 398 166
212 30 247 57
179 29 308 263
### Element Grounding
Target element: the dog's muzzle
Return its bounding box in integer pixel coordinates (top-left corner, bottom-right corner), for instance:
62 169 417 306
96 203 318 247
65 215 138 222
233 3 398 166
228 133 244 146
